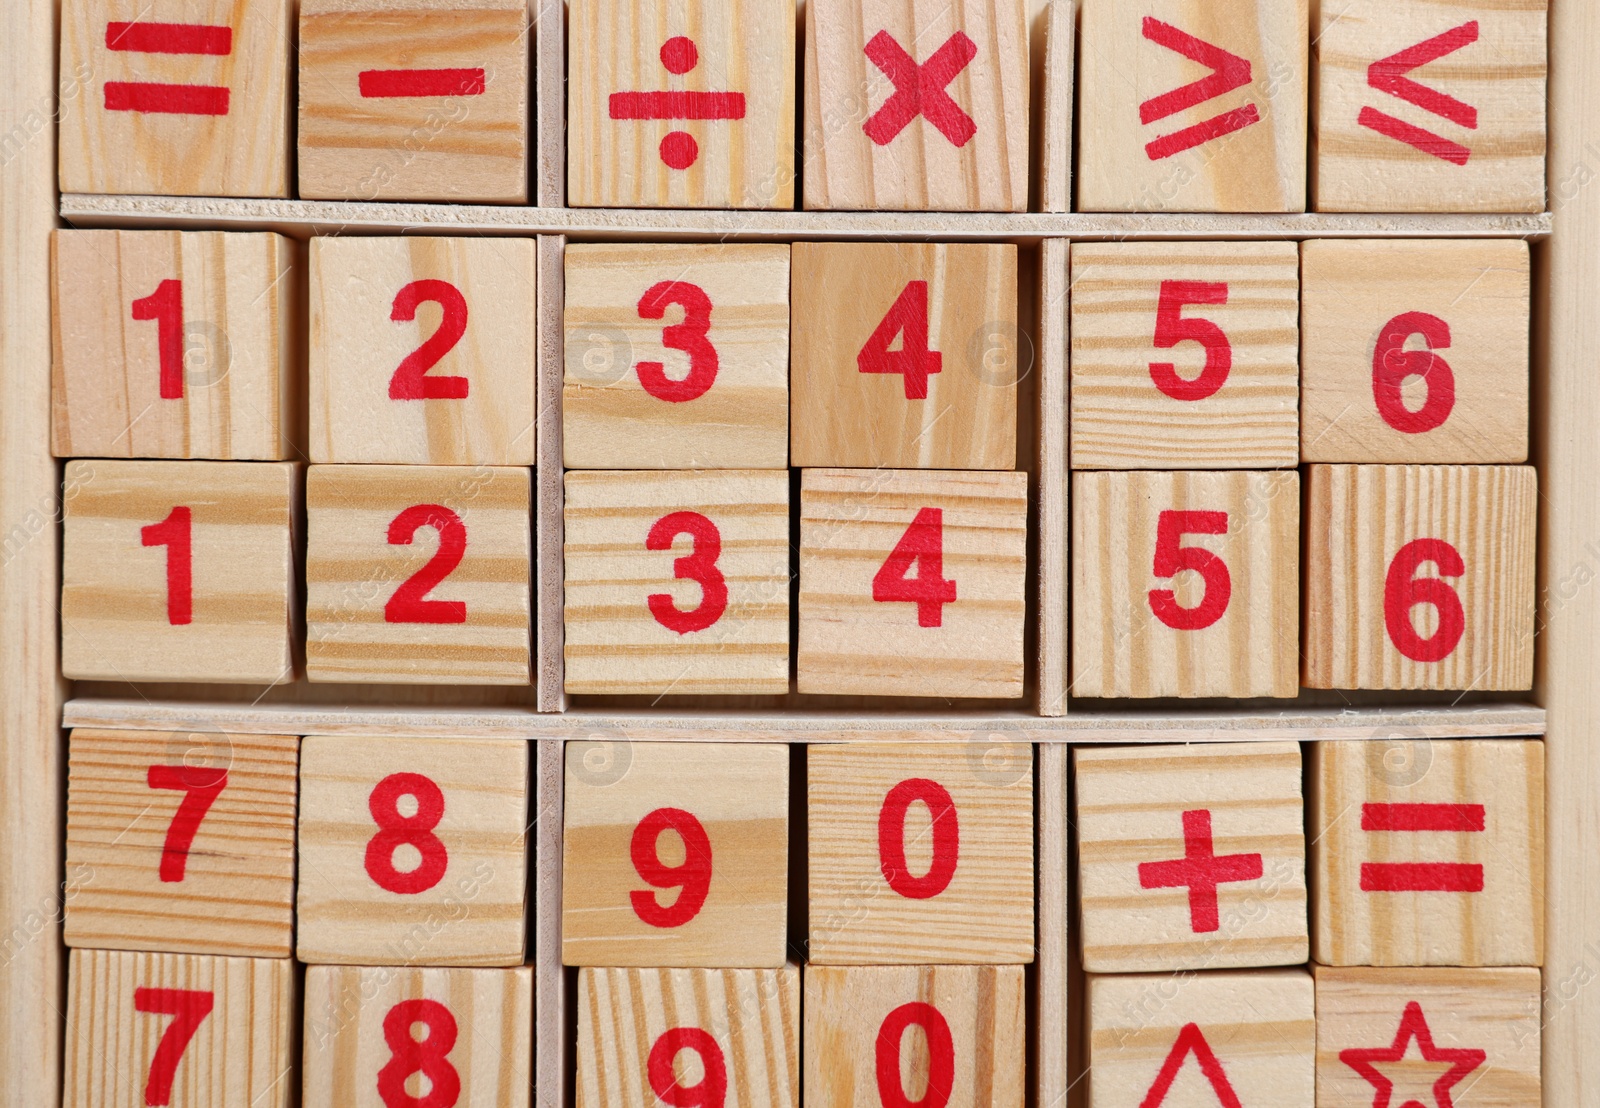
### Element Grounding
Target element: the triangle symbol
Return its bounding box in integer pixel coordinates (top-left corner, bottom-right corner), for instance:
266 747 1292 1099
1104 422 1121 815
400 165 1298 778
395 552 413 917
1138 1023 1244 1108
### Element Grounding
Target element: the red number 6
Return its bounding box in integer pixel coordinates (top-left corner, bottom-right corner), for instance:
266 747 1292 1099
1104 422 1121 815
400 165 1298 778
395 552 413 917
647 512 728 634
1372 311 1455 434
1384 538 1466 662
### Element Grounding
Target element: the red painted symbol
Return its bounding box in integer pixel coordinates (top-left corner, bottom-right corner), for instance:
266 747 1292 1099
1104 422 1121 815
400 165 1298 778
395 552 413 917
360 68 487 98
609 37 746 170
1339 1001 1485 1108
1358 22 1480 166
1138 809 1263 934
1359 802 1485 893
1138 1023 1243 1108
863 31 977 148
104 21 232 116
1139 18 1258 160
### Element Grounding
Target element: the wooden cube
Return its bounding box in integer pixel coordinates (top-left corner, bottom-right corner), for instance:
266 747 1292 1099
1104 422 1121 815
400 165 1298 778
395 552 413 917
305 464 531 685
53 230 297 460
563 470 790 696
1086 970 1314 1108
1313 2 1547 213
1069 242 1300 469
1314 966 1541 1106
578 965 799 1108
803 0 1029 211
64 948 295 1108
61 459 298 684
303 965 533 1108
803 965 1025 1108
309 236 536 465
807 743 1032 965
790 242 1018 470
295 734 528 966
298 0 529 202
567 0 794 208
1303 464 1537 690
563 244 789 469
65 728 298 958
1071 470 1300 699
1300 240 1531 464
562 741 789 967
1074 742 1308 973
797 469 1028 699
1311 738 1544 967
1077 0 1309 212
59 0 293 197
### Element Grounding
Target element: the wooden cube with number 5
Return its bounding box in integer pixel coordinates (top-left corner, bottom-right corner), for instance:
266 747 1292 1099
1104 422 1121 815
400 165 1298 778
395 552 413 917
798 469 1028 698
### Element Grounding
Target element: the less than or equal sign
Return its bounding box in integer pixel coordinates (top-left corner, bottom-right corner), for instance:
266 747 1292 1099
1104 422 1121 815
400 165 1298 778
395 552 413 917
359 69 488 98
103 21 233 116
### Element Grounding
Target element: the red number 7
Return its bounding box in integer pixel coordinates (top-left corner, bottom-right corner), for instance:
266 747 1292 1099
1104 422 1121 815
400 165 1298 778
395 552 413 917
147 766 228 883
134 986 214 1107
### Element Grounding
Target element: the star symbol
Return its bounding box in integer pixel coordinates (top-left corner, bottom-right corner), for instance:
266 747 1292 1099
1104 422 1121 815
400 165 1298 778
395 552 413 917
1339 1001 1486 1108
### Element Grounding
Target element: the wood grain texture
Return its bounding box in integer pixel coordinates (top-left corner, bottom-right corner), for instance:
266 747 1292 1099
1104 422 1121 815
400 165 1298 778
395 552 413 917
797 468 1029 699
58 0 293 197
563 469 790 696
804 964 1026 1108
533 0 563 205
1303 464 1537 690
1069 242 1300 469
1076 0 1308 212
310 236 536 465
563 244 789 469
536 234 566 710
1313 1 1547 213
562 741 789 967
1037 239 1069 715
567 0 794 209
803 0 1029 211
1035 743 1069 1108
534 740 565 1108
65 728 298 958
807 742 1033 965
1313 966 1541 1107
1300 239 1530 464
1086 969 1314 1108
53 230 297 460
296 734 528 966
577 965 799 1108
305 464 532 685
1037 1 1074 213
63 948 296 1108
302 964 533 1108
1071 470 1300 698
61 459 299 684
298 0 530 202
1311 738 1544 968
790 242 1018 470
1073 742 1308 973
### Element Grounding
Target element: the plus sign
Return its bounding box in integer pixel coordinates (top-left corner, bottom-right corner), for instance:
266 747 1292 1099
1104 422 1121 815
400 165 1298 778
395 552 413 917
1138 809 1263 933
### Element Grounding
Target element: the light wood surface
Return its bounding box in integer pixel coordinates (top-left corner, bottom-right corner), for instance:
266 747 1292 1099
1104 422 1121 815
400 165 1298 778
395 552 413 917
563 243 789 469
1303 463 1537 690
536 234 566 710
59 0 293 197
1037 1 1074 214
297 0 530 202
1071 470 1300 698
577 965 799 1108
295 733 528 966
309 236 536 465
1037 239 1069 715
64 947 296 1108
790 242 1018 470
1313 1 1547 213
305 464 532 685
1069 242 1300 469
1076 0 1308 212
1035 744 1069 1108
562 741 789 967
534 740 566 1108
53 229 296 460
302 964 533 1108
1074 742 1308 973
533 0 563 205
61 459 299 684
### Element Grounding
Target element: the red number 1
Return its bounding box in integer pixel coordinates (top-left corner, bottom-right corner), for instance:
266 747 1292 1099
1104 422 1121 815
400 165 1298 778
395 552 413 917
132 278 184 400
873 508 957 627
146 765 228 883
134 987 214 1107
141 506 193 626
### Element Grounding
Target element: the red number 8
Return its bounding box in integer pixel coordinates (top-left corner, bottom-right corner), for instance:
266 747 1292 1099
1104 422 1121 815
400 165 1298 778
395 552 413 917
648 1027 727 1108
377 998 461 1108
365 772 449 895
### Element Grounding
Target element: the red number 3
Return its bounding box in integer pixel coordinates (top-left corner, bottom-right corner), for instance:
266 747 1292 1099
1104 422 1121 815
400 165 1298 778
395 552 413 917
637 282 718 403
647 511 728 634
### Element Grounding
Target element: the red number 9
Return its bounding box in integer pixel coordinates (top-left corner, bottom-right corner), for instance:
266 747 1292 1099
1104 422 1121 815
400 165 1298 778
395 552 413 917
630 807 713 928
648 1027 727 1108
875 1002 955 1108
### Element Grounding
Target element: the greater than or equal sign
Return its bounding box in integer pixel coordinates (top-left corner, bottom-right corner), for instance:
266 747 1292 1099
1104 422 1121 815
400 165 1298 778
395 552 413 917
1359 802 1486 893
359 69 488 99
103 21 233 116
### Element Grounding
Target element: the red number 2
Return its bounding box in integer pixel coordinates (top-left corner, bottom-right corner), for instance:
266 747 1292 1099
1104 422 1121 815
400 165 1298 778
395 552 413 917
637 282 718 403
876 1002 955 1108
141 506 193 626
385 505 468 625
648 1027 727 1108
630 807 713 928
146 765 228 883
878 778 959 900
132 278 184 400
859 280 942 400
873 508 957 628
389 280 470 400
1150 280 1230 401
1384 538 1466 662
647 511 728 634
1372 311 1455 434
377 998 461 1108
134 987 214 1107
365 772 449 895
1148 510 1231 630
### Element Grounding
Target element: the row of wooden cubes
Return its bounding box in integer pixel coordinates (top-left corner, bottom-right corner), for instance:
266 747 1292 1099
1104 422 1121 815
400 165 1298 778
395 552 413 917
62 0 1546 214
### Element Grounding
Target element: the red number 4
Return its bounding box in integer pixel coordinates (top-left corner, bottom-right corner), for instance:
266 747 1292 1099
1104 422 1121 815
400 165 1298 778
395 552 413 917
873 508 957 627
859 280 942 400
134 987 214 1107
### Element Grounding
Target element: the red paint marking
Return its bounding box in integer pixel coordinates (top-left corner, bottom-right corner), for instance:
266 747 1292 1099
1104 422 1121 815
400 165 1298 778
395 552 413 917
377 999 460 1108
1138 1023 1243 1108
660 36 699 75
1358 107 1472 166
384 505 468 625
1360 22 1480 165
878 778 959 899
646 512 728 634
1361 861 1484 892
134 988 214 1107
146 765 228 883
1362 802 1485 833
1139 19 1257 160
631 808 713 927
364 772 449 895
876 1003 954 1108
1384 538 1466 662
106 21 232 55
863 30 977 148
104 81 229 115
1138 809 1263 933
872 508 957 628
649 1027 727 1108
360 67 486 98
608 90 745 120
1339 1000 1485 1108
1144 104 1261 160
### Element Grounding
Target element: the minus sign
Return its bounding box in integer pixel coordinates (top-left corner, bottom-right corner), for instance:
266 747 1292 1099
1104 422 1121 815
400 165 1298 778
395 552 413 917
359 68 487 98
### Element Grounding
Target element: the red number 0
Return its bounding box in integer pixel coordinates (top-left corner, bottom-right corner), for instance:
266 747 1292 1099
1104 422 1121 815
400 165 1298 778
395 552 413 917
647 511 728 634
132 278 185 400
859 280 942 399
385 504 468 625
389 280 470 400
637 282 718 403
377 998 461 1108
1372 311 1455 434
878 778 959 900
1384 538 1466 662
630 807 713 928
365 772 449 894
876 1002 955 1108
873 508 957 628
1150 280 1230 401
648 1027 727 1108
1148 510 1231 631
147 765 228 882
141 506 193 626
134 987 214 1107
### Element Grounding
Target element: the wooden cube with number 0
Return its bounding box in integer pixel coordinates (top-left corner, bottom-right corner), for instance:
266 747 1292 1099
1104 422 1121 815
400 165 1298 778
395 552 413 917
798 469 1028 699
295 734 528 966
61 459 298 684
1304 464 1536 690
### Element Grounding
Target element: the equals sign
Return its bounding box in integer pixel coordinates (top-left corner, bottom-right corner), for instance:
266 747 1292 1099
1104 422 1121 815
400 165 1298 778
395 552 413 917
104 21 233 116
1359 802 1485 892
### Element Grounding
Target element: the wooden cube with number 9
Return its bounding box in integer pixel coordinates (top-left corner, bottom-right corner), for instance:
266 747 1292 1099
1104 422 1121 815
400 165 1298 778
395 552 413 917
798 469 1029 699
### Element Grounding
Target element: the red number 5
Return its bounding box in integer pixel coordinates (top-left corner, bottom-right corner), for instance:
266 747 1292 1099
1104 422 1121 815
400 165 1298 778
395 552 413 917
647 512 728 634
630 807 713 928
1150 280 1230 401
135 987 214 1107
1148 510 1231 630
1384 538 1466 662
637 282 718 403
